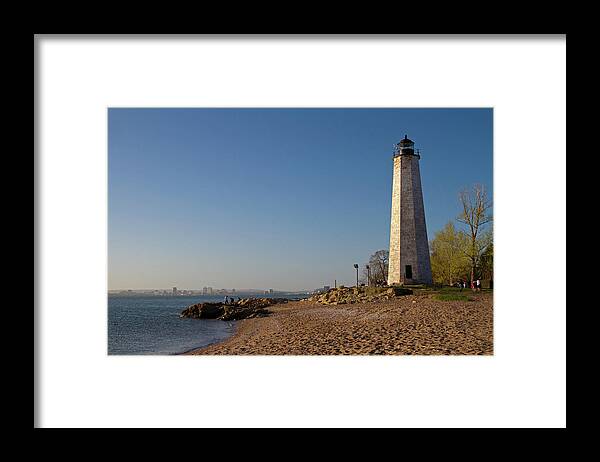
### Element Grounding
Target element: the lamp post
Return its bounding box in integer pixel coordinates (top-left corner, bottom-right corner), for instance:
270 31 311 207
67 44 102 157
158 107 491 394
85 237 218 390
366 265 370 286
353 264 359 287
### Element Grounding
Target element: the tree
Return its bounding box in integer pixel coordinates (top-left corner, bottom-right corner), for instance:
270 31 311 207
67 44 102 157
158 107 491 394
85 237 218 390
457 184 493 283
430 222 470 285
362 250 389 286
479 235 493 281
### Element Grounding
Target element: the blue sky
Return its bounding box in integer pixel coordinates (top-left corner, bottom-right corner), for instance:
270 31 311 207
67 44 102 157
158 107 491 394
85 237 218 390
108 108 492 291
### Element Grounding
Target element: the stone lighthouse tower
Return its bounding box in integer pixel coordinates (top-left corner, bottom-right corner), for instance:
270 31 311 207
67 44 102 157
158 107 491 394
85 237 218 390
387 135 433 285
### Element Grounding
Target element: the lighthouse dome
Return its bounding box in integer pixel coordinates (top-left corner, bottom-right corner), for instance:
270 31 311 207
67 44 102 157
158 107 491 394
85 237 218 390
399 135 414 146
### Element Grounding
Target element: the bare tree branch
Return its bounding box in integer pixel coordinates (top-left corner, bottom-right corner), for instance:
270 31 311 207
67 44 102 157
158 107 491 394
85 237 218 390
456 184 493 282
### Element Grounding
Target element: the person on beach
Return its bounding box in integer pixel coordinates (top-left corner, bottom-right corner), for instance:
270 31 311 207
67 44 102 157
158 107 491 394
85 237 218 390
224 296 228 305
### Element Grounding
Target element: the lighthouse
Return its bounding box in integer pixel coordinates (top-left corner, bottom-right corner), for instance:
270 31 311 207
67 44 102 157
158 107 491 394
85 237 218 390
387 135 433 285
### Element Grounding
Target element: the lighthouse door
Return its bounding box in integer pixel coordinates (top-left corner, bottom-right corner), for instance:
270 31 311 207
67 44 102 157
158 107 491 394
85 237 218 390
405 265 413 280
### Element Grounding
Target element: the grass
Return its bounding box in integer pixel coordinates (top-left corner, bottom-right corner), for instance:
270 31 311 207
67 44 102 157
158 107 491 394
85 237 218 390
435 293 470 301
386 285 491 299
438 287 469 293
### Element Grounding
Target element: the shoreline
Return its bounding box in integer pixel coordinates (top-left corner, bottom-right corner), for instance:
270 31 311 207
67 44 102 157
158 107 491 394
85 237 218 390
175 321 241 355
184 293 493 355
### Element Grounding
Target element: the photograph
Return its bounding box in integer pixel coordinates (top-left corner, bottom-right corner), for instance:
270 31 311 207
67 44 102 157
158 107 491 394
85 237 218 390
108 108 493 355
36 35 565 428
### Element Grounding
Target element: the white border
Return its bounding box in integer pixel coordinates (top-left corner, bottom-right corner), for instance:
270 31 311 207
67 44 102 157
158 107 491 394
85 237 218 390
36 36 566 428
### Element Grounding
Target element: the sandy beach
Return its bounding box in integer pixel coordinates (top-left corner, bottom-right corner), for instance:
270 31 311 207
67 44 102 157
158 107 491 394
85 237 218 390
186 292 493 355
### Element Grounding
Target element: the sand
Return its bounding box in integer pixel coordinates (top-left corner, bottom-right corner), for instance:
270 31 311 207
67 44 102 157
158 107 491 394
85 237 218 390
186 292 493 355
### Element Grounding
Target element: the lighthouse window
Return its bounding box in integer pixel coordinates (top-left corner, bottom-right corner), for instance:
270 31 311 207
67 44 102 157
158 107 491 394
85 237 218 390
405 265 412 279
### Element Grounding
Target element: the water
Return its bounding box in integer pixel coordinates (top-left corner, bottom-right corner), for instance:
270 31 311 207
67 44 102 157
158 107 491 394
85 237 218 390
108 293 307 355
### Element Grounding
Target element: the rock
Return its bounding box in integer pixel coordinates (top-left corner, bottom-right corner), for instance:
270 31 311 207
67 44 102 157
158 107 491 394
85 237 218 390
180 298 289 321
309 285 413 306
221 305 271 321
391 287 413 296
179 302 224 319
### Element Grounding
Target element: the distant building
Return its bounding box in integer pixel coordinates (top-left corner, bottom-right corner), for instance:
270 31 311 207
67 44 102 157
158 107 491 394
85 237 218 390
232 288 236 294
202 287 208 295
269 288 274 294
172 287 178 296
208 287 213 295
323 286 330 291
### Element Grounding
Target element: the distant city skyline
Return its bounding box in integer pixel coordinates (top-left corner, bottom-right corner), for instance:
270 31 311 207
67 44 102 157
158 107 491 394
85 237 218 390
107 285 317 292
109 108 493 291
107 288 280 291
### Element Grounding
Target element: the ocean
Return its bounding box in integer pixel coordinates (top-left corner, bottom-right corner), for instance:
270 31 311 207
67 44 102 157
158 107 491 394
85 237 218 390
108 293 307 355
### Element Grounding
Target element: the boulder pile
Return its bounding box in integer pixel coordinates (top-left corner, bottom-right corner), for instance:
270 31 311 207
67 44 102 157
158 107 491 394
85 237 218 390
180 298 289 321
307 286 412 305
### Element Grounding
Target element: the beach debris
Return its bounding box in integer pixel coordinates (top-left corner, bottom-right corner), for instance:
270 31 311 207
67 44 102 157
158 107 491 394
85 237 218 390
307 286 412 306
180 298 289 321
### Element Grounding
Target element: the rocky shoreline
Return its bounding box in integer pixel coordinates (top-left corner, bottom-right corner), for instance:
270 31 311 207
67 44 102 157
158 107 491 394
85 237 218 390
184 291 494 355
180 297 289 321
307 285 413 305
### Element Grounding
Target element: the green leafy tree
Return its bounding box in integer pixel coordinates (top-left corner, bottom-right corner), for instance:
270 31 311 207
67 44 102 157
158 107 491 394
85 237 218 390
430 222 471 285
479 234 493 280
